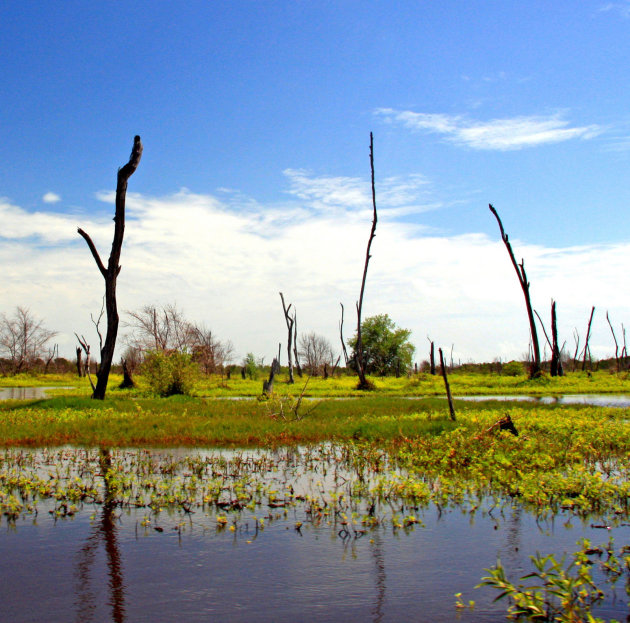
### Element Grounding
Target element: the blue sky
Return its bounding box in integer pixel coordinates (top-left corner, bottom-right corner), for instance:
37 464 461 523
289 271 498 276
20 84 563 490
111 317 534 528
2 1 630 365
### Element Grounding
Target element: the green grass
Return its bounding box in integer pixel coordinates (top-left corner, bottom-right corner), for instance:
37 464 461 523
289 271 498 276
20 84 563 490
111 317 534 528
3 369 630 397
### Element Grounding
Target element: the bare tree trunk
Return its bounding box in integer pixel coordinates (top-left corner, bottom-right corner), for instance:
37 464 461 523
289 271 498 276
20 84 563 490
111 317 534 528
76 334 96 393
292 311 302 377
119 359 135 389
356 133 377 390
263 357 280 395
78 136 142 399
439 347 456 422
44 344 58 373
582 306 595 372
534 301 562 376
606 311 620 373
339 303 350 366
76 347 84 378
489 204 541 378
279 293 295 384
427 337 436 375
551 301 563 376
572 328 580 372
330 354 341 378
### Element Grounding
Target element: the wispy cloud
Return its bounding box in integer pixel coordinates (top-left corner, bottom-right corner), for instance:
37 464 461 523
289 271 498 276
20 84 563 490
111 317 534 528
42 192 61 204
283 169 436 218
375 108 601 150
599 1 630 18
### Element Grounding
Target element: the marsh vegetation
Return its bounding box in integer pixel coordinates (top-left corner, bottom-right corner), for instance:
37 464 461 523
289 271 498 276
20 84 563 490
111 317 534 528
2 371 630 620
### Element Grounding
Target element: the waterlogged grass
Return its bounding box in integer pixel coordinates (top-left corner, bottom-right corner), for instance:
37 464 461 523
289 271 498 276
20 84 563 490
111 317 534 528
0 395 458 447
2 392 630 521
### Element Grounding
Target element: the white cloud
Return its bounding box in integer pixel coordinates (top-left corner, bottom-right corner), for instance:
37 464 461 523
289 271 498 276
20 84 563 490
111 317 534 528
599 1 630 18
1 178 628 366
42 192 61 204
375 108 601 150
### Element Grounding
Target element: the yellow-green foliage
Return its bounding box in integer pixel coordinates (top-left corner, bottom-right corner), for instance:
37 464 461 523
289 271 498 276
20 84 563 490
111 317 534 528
3 369 630 396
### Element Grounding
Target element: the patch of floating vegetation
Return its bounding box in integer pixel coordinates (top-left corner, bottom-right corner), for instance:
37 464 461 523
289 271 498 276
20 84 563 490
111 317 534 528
2 437 630 532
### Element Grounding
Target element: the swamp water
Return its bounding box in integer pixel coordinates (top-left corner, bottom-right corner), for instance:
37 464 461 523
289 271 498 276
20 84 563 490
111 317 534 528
2 446 629 622
0 387 71 401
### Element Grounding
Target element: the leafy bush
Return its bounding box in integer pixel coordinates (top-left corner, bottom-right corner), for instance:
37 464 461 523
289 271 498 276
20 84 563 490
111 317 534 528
243 353 259 380
142 350 200 397
502 360 525 376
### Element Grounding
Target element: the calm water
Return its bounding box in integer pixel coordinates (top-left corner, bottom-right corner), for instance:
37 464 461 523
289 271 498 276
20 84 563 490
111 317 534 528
1 447 629 622
455 394 630 407
0 386 72 400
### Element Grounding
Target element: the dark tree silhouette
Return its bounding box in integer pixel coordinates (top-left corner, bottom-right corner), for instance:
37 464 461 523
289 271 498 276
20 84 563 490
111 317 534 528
355 133 377 390
78 136 142 399
489 204 541 379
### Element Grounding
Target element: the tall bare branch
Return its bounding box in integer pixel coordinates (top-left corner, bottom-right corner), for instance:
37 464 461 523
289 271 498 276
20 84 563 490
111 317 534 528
489 204 541 378
356 133 377 390
78 135 142 399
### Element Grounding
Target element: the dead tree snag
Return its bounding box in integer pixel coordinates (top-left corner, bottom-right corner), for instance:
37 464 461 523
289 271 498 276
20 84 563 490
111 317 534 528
279 292 295 384
582 306 595 372
356 133 377 390
606 311 620 373
78 135 142 399
339 303 350 366
439 347 456 421
489 204 541 378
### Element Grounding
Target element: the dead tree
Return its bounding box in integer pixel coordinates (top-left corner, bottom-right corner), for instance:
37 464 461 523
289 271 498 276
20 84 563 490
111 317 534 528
534 301 563 376
550 301 563 376
355 133 377 390
75 334 96 393
119 358 135 389
279 292 295 384
263 357 281 395
489 204 541 378
439 347 456 422
78 136 142 399
572 328 581 372
292 309 303 377
44 344 58 373
339 303 350 366
582 306 595 372
606 311 620 373
427 337 436 375
76 347 84 378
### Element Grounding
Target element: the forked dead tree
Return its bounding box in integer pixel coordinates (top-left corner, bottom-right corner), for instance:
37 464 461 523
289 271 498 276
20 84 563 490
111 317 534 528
582 306 595 372
489 204 541 379
279 292 295 384
355 133 377 390
78 136 143 399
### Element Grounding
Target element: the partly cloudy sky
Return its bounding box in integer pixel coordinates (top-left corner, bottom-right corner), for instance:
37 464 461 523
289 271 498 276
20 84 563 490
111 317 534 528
1 2 630 365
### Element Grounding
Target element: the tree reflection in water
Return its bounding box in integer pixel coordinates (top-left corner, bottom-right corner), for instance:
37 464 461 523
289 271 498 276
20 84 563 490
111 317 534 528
74 448 126 623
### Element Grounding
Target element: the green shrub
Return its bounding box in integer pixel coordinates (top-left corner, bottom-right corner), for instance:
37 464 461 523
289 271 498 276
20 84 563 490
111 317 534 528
243 353 259 380
502 361 525 376
142 350 200 397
